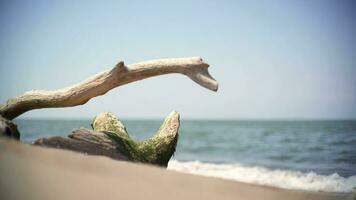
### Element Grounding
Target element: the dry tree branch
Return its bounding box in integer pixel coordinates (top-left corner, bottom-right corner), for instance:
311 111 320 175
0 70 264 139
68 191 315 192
0 57 218 120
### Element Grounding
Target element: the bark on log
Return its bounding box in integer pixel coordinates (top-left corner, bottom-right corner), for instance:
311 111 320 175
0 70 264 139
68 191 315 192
34 111 179 167
0 57 218 120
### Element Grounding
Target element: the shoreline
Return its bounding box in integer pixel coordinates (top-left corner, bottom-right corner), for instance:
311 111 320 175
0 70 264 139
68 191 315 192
0 138 350 200
167 159 355 193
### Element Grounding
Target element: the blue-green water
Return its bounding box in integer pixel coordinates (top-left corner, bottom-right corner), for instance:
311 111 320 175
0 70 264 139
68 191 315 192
15 119 356 192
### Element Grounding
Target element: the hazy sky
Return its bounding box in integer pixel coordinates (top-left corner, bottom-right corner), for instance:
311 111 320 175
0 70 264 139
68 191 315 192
1 0 356 119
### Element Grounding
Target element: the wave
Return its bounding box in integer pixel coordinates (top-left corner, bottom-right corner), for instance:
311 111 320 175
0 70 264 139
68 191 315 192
167 160 356 193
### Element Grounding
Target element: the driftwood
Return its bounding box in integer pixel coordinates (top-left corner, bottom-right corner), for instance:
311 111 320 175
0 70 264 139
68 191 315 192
34 111 179 167
34 128 128 161
0 115 20 140
1 57 217 166
0 57 218 120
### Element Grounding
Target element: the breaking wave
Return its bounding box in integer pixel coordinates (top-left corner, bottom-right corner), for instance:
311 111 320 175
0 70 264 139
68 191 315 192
168 160 356 193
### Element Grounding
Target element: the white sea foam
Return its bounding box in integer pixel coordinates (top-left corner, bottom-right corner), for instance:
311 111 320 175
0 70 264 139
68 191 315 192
167 160 356 193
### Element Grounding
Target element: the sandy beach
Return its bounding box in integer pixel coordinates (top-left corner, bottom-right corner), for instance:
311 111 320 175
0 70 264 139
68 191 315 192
1 1 355 199
0 138 349 200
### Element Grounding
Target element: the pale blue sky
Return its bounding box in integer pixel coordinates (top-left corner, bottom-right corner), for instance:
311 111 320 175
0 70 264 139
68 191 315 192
0 0 356 119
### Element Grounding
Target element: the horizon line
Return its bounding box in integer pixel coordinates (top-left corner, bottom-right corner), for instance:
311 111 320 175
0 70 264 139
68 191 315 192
14 117 356 121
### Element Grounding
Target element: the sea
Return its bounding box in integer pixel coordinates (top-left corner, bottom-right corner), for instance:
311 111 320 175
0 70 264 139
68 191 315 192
15 119 356 193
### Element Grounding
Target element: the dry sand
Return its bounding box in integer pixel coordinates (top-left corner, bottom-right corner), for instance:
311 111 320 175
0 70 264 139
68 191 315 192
0 138 350 200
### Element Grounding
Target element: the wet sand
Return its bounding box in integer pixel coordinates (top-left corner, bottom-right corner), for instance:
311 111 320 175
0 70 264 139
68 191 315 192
0 138 350 200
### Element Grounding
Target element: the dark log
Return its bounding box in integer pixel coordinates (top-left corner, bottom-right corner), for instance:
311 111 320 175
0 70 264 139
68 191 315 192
34 129 128 161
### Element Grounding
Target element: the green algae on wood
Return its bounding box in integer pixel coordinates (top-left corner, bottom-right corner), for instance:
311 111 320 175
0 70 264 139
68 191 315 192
34 111 180 167
91 112 129 138
91 111 179 167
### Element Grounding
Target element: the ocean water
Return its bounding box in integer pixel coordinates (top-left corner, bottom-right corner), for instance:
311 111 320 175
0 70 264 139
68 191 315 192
15 119 356 193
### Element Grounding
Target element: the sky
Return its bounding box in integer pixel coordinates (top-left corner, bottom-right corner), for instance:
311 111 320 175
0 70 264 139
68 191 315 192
0 0 356 119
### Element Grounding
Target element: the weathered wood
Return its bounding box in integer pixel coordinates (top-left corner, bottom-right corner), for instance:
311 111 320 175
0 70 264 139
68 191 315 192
0 115 20 140
34 129 128 161
0 57 218 120
34 111 179 167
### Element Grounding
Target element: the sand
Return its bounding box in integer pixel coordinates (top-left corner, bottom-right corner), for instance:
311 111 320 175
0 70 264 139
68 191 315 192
0 138 350 200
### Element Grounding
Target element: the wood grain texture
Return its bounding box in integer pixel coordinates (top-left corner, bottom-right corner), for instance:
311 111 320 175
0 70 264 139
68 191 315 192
34 128 128 161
